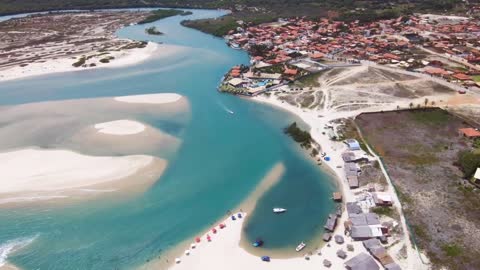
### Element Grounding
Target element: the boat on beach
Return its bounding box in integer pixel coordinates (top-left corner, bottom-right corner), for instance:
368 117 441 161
295 242 306 252
273 208 287 213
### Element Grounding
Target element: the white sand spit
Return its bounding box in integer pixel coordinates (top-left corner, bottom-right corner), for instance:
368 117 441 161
170 211 377 270
94 120 146 135
114 93 182 104
0 42 173 82
0 148 155 194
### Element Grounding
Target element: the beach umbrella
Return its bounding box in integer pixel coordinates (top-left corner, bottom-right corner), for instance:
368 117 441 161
219 223 226 229
212 228 217 234
261 256 270 262
195 237 201 243
207 235 212 242
175 258 181 264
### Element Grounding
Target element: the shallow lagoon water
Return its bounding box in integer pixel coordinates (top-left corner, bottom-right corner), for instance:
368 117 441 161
0 9 335 269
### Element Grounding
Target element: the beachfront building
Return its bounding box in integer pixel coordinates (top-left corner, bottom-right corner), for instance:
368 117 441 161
345 163 360 189
344 252 380 270
459 127 480 138
345 139 361 151
372 192 393 207
363 239 402 269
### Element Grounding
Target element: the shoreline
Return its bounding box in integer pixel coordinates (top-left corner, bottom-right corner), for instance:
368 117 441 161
139 162 285 270
0 41 160 82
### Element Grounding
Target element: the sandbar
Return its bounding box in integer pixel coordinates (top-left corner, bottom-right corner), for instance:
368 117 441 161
94 119 146 135
114 93 182 104
0 148 167 205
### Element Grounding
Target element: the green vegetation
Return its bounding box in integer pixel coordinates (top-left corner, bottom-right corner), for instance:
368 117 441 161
145 26 163 35
182 16 240 37
0 0 464 17
284 122 312 148
72 56 86 67
411 224 430 241
338 119 370 153
371 206 398 219
410 109 452 126
295 71 325 88
442 243 463 257
182 13 277 37
457 150 480 178
120 41 148 50
473 138 480 149
472 75 480 83
138 9 187 24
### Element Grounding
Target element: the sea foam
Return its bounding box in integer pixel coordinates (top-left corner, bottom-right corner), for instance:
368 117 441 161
0 235 38 266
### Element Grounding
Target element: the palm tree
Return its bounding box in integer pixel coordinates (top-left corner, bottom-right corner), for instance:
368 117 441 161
431 100 436 107
424 98 429 108
409 102 413 109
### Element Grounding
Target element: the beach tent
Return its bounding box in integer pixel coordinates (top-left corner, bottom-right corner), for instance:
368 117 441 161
261 256 271 262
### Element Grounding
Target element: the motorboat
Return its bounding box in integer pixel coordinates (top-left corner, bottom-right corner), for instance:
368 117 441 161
296 242 306 252
253 238 264 247
273 208 287 213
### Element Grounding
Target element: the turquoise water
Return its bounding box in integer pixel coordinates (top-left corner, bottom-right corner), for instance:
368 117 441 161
0 9 335 269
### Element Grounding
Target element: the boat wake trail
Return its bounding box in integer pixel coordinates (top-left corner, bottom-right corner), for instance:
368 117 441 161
0 235 38 267
216 100 235 115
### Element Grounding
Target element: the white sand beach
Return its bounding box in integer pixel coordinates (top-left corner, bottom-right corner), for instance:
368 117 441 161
94 120 146 135
114 93 183 104
0 148 167 206
0 42 176 82
170 211 381 270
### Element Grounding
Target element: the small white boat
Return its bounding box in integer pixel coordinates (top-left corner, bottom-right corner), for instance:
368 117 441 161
296 242 306 252
273 208 287 213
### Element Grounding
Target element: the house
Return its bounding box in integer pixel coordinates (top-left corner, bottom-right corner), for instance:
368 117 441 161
324 214 338 231
458 128 480 138
346 213 388 240
333 192 342 202
385 263 402 270
346 202 363 216
347 175 359 189
345 163 360 189
363 239 400 269
452 73 471 81
345 252 380 270
342 151 369 163
373 192 393 206
345 139 361 150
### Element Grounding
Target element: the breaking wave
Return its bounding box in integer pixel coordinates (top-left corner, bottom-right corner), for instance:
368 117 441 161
0 235 38 266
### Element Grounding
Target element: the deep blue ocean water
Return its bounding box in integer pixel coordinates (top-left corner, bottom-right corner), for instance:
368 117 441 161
0 9 335 269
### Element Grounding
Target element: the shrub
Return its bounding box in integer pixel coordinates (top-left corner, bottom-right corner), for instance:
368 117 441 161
457 151 480 178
